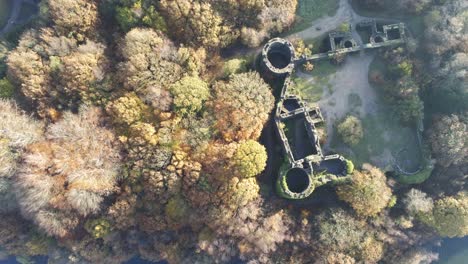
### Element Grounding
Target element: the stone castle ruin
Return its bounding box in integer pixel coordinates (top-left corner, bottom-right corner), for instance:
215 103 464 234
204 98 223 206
261 20 407 199
296 20 406 62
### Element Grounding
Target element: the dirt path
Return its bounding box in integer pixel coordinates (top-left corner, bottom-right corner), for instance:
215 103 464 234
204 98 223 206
0 0 39 37
288 0 374 41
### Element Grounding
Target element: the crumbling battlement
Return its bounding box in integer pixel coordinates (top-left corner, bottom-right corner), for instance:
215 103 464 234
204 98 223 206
262 38 296 76
262 21 407 199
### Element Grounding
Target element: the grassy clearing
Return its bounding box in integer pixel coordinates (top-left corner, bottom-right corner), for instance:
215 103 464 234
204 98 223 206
291 60 337 103
327 55 424 176
330 108 422 170
0 0 13 27
291 0 340 33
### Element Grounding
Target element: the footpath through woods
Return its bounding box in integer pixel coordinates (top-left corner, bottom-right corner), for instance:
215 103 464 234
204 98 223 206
0 0 39 37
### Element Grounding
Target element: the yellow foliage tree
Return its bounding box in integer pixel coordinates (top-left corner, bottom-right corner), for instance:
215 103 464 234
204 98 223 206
337 164 392 217
231 140 267 178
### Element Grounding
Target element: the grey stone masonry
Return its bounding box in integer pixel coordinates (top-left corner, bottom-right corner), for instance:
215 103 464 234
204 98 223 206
261 21 407 199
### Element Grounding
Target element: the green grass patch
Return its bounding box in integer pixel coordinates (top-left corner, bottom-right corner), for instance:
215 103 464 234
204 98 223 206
282 119 297 147
330 109 422 170
396 166 433 185
291 76 323 103
313 60 337 76
348 93 362 112
291 60 337 103
291 0 340 33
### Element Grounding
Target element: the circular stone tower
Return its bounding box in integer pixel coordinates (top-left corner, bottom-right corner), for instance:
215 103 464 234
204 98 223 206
276 166 315 199
261 38 295 76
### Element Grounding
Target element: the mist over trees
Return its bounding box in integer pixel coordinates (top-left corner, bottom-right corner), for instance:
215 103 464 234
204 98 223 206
0 0 466 263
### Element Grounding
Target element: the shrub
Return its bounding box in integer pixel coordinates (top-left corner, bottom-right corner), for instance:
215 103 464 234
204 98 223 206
345 159 355 174
337 164 392 217
222 59 247 78
403 189 434 215
85 219 112 239
388 195 397 208
337 116 363 146
0 78 14 98
338 22 350 32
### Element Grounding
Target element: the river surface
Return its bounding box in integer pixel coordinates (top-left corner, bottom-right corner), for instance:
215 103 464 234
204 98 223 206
436 237 468 264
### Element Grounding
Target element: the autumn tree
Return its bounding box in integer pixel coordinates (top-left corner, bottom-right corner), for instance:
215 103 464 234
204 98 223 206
424 0 467 113
204 199 292 262
360 237 384 263
157 0 297 48
259 0 297 35
6 30 53 114
315 208 384 262
158 0 233 48
240 0 298 47
0 100 44 213
427 114 467 167
337 164 392 217
7 28 109 117
46 0 99 40
222 58 248 78
14 106 122 237
106 92 151 126
424 0 467 57
428 52 468 113
317 208 367 253
119 28 202 112
230 140 267 178
170 76 210 116
421 192 468 238
337 115 363 146
210 0 264 27
403 189 434 216
60 41 109 104
114 0 167 32
212 72 274 142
